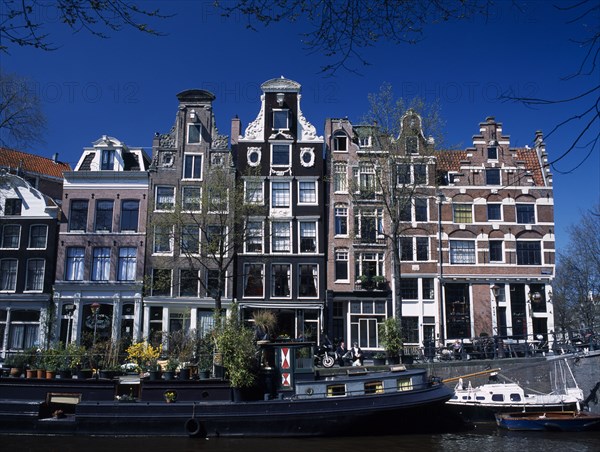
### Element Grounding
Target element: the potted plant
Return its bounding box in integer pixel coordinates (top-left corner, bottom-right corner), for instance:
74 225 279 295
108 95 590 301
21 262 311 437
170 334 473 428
163 358 179 380
126 341 162 377
372 275 386 290
372 352 387 365
379 317 403 364
252 310 277 341
42 346 62 379
197 336 214 380
4 352 28 377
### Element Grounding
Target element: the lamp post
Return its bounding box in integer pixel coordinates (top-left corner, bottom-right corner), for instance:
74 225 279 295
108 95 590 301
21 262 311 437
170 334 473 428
437 192 446 345
64 303 76 347
491 285 502 358
91 302 100 345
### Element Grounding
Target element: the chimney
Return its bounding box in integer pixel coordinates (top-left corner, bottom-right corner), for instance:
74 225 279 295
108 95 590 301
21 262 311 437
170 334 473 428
231 115 241 145
52 153 58 162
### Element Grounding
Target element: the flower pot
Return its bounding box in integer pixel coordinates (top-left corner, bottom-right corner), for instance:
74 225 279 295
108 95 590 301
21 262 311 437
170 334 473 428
198 369 210 380
386 356 400 365
179 368 191 380
9 367 22 377
77 369 93 379
148 370 162 381
37 369 45 379
45 370 56 379
26 369 36 378
372 357 386 366
58 370 72 379
163 371 175 380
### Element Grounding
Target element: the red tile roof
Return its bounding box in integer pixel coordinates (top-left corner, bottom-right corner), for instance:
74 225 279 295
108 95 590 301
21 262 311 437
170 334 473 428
0 147 71 179
516 148 544 186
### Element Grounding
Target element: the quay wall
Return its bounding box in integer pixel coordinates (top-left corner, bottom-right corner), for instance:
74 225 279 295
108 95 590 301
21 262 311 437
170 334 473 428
417 351 600 413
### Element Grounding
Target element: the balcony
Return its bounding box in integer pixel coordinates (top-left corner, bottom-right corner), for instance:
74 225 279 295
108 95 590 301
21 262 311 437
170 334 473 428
354 276 389 292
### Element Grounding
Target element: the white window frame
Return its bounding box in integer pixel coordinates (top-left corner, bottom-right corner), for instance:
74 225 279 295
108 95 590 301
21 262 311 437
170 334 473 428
28 224 48 249
155 186 175 211
272 109 290 130
181 224 201 255
299 220 318 254
1 224 20 249
117 247 137 281
0 259 18 291
333 134 348 152
333 162 348 192
244 179 264 205
271 221 292 253
298 180 318 205
298 263 319 299
25 258 45 292
452 203 473 223
187 123 201 144
271 263 292 299
243 263 264 298
65 247 85 281
334 250 349 282
449 240 476 265
271 181 291 208
207 187 229 214
153 225 174 255
271 143 291 167
359 136 372 148
245 220 264 254
183 153 203 180
182 186 202 212
334 205 348 236
91 247 111 281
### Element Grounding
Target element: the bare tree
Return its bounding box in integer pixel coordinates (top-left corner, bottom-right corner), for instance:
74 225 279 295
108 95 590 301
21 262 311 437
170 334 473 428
0 71 46 148
1 0 170 52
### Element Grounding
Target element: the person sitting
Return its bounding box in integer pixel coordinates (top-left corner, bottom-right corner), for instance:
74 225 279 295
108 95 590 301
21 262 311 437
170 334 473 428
335 341 350 366
351 342 363 366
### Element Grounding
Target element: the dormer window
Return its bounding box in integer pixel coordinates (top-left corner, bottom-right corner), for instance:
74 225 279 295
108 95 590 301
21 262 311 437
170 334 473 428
487 147 498 160
333 134 347 151
101 149 115 170
359 136 372 148
406 136 418 154
273 110 289 130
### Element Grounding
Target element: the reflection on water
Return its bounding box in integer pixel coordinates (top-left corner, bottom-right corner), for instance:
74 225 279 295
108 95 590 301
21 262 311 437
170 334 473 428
4 425 600 452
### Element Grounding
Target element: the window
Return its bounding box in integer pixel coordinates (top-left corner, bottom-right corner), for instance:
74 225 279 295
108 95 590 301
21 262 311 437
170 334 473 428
298 264 318 297
489 240 503 262
244 263 264 297
399 201 411 221
245 221 263 253
397 163 411 185
516 204 535 224
406 136 418 154
299 221 317 253
65 247 85 281
28 225 47 249
400 237 413 261
151 269 172 296
4 198 22 215
244 180 263 204
25 259 45 291
7 310 39 350
272 144 290 166
120 200 139 231
422 278 434 300
298 181 317 204
334 206 348 235
0 259 17 291
180 269 199 297
327 384 346 397
273 110 289 129
354 164 375 196
183 154 202 179
91 247 111 281
453 204 472 223
355 252 384 278
181 225 200 254
401 279 418 299
272 264 291 298
450 240 476 264
402 317 420 343
414 164 427 184
356 209 383 243
333 135 347 151
188 124 201 144
206 225 226 253
516 241 541 265
397 163 426 185
397 378 413 392
415 198 428 221
207 187 228 213
335 250 349 281
487 147 498 160
207 269 225 298
1 225 20 248
487 203 501 221
416 237 429 261
359 136 371 148
182 187 201 212
69 200 88 231
365 381 384 395
101 149 115 170
333 162 348 192
271 181 290 208
118 247 136 281
153 225 173 254
95 200 114 232
272 222 291 253
155 187 175 211
486 168 500 185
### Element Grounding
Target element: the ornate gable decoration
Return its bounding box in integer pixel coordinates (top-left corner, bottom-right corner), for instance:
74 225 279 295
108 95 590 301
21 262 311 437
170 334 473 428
297 98 322 142
242 95 265 141
260 77 301 93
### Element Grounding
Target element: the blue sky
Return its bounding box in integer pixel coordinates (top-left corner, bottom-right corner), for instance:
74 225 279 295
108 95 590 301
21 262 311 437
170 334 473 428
4 0 599 253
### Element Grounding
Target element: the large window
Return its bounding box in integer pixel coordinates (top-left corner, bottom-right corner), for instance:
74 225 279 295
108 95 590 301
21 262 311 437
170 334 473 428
207 187 229 213
244 263 264 297
245 221 263 253
91 247 111 281
120 200 139 231
333 134 347 151
401 237 429 261
29 225 47 249
151 269 172 296
335 250 349 281
0 259 17 291
416 237 429 261
244 180 263 204
69 200 88 231
182 187 201 212
333 162 347 192
155 186 175 211
415 198 428 221
356 209 383 243
354 164 375 196
272 144 290 166
25 259 45 291
206 225 226 253
298 181 317 204
183 154 203 179
118 247 137 281
452 203 472 223
402 317 419 344
95 200 114 232
355 252 384 278
335 205 348 235
400 278 419 300
449 240 476 264
1 225 20 248
8 310 39 350
299 264 318 297
272 264 291 298
153 226 173 254
181 225 200 255
516 204 535 224
272 222 291 253
414 164 427 184
101 149 115 170
271 181 290 208
65 247 85 280
516 241 541 265
299 221 317 253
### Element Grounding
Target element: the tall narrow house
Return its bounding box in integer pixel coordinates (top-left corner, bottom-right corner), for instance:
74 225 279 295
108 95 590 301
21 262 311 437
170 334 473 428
231 77 326 341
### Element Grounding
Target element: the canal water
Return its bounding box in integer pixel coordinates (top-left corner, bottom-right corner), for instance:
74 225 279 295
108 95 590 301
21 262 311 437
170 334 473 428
4 425 600 452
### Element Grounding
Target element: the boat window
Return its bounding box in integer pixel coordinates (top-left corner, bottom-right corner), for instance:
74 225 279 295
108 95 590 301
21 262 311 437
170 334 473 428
491 394 504 402
327 384 346 397
510 394 521 402
397 378 413 392
365 381 384 395
476 396 485 400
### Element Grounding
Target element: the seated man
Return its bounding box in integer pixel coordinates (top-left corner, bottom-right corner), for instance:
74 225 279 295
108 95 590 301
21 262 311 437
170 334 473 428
350 342 363 366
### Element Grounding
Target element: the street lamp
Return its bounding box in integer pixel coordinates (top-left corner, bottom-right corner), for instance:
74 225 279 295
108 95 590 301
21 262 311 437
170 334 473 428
437 192 446 344
91 302 100 345
64 303 76 347
491 285 502 359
